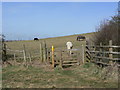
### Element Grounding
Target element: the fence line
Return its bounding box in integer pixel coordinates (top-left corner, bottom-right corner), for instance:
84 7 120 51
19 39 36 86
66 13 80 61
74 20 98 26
86 40 120 66
7 49 23 53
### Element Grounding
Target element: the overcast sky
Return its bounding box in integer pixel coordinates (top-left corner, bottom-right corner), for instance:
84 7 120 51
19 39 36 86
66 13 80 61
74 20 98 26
2 2 118 40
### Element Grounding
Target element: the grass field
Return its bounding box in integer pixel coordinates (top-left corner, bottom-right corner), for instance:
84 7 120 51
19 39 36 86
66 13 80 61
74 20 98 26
5 33 94 50
5 32 94 60
2 63 118 88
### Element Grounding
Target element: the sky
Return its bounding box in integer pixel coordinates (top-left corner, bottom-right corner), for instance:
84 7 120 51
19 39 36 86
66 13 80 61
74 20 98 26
2 2 118 40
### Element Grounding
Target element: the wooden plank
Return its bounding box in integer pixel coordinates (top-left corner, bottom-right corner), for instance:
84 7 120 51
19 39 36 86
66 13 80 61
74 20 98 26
63 58 77 60
89 51 120 54
93 61 110 66
112 58 120 60
94 56 120 61
62 64 75 66
63 61 77 63
86 45 120 48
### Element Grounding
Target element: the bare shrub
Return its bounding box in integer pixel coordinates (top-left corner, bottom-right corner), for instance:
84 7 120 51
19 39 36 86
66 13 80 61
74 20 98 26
94 15 120 46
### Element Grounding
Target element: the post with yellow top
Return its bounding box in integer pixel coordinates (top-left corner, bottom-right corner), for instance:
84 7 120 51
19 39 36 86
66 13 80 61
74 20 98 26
52 45 54 68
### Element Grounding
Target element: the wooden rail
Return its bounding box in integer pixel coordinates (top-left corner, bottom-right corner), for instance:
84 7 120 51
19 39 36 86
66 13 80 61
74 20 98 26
86 40 120 65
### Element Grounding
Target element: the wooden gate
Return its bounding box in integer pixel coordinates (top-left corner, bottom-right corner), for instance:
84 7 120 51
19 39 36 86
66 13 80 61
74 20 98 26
48 48 85 68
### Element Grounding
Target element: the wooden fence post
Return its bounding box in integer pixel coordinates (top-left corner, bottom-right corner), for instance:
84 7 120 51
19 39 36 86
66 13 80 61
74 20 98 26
2 43 7 62
77 51 80 65
23 44 26 66
29 53 32 66
40 43 43 62
100 42 102 62
14 53 16 65
52 45 54 68
109 40 113 64
59 50 63 68
43 41 47 62
82 44 85 64
47 50 50 62
44 41 47 61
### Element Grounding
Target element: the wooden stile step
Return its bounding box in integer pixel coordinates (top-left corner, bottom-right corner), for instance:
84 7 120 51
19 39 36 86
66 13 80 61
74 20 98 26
63 60 77 63
62 64 75 66
63 58 77 60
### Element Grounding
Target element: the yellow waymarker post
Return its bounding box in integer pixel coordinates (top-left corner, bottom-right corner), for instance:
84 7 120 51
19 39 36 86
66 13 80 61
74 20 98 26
52 45 54 68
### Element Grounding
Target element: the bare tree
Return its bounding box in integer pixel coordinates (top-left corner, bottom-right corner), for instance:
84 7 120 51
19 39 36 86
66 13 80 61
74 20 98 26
94 15 119 46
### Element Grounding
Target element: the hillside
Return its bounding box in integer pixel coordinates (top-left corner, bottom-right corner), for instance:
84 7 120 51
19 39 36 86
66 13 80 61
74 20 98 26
6 32 94 49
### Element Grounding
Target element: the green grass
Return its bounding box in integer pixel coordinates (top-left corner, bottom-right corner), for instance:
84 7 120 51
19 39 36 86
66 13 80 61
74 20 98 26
2 63 118 88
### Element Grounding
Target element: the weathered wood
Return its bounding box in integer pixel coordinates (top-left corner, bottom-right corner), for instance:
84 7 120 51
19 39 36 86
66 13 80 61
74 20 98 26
82 44 85 64
14 53 16 65
109 40 113 64
29 53 32 65
23 44 26 66
77 51 80 65
89 51 120 54
86 40 120 65
44 41 47 61
59 51 63 68
99 42 102 62
62 64 75 66
43 42 45 62
63 60 77 63
85 45 120 48
47 50 50 62
2 43 7 62
40 43 43 62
